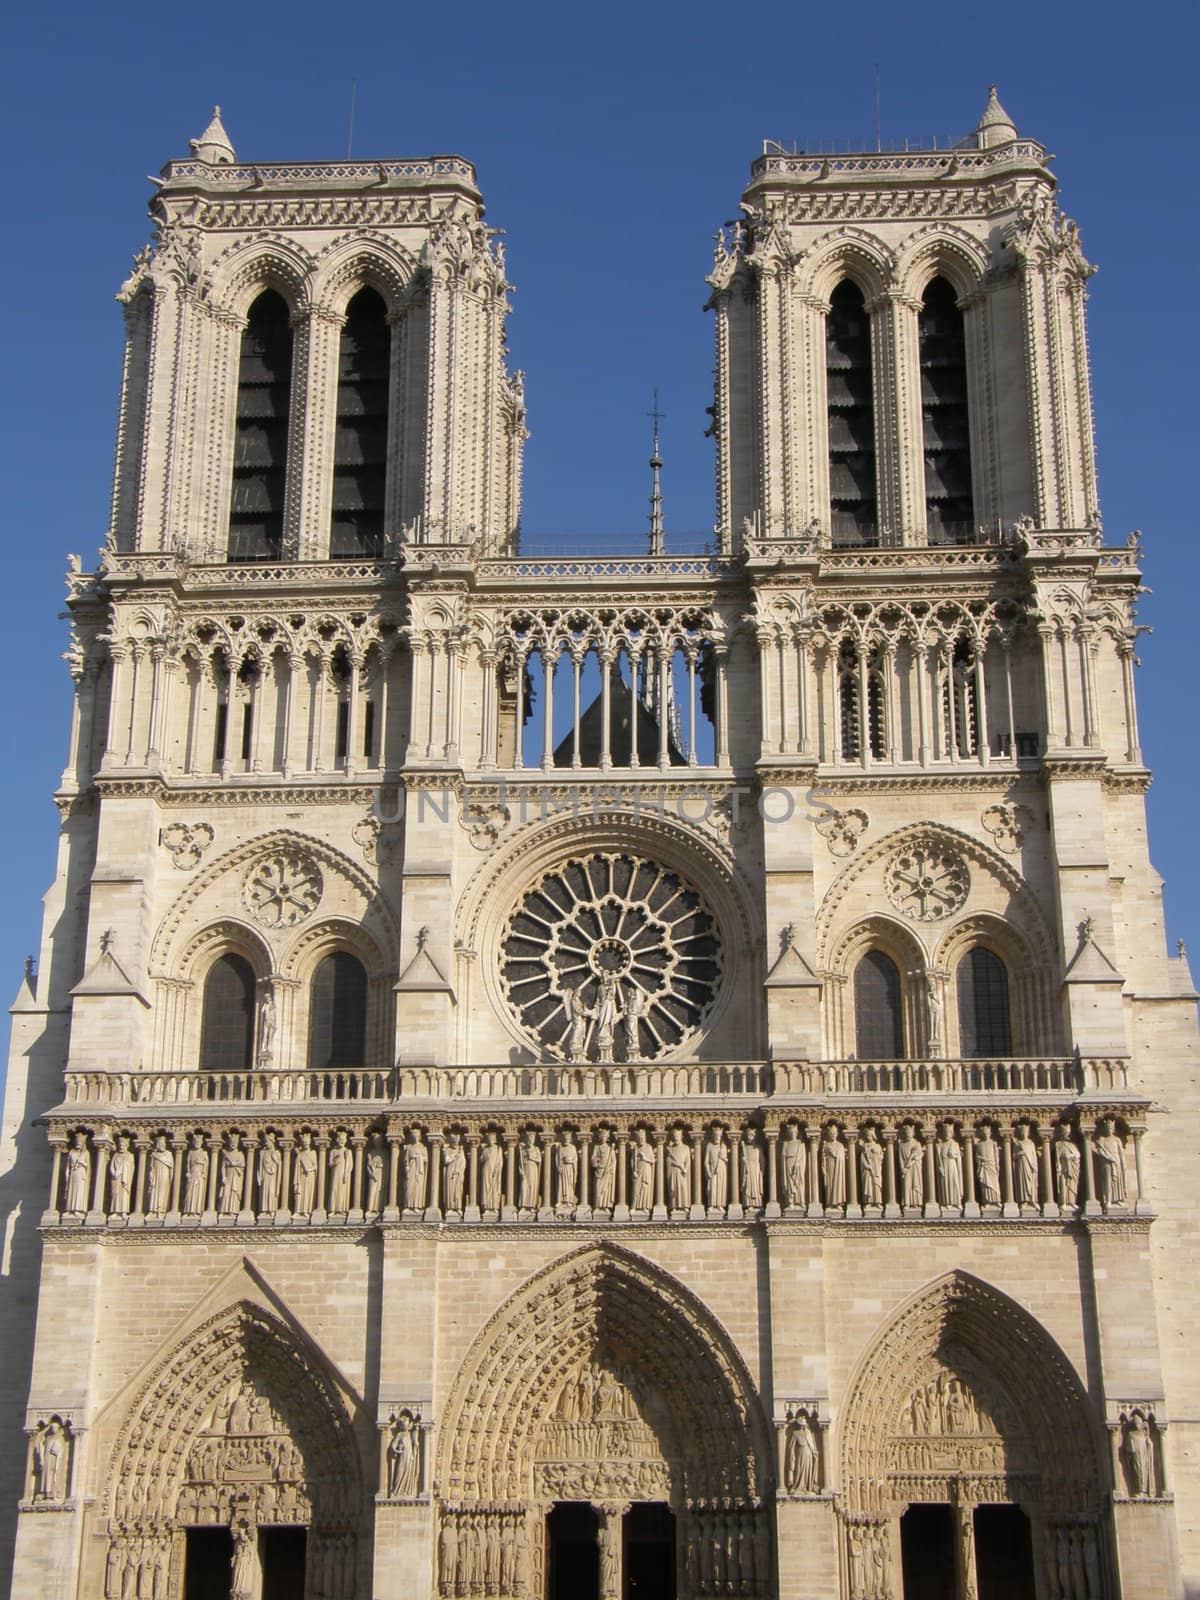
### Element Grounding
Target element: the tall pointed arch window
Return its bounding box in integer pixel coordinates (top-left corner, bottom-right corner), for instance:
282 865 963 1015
957 947 1012 1056
919 276 974 545
199 953 257 1070
331 288 390 557
854 950 903 1058
826 280 877 548
228 290 293 563
308 952 368 1069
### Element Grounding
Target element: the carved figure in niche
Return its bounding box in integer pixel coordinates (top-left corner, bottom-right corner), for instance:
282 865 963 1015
484 1516 501 1592
859 1127 883 1206
666 1127 691 1211
442 1132 466 1213
600 1516 620 1598
500 1519 517 1593
32 1419 66 1501
230 1521 256 1600
364 1133 385 1214
925 974 943 1056
328 1129 353 1213
623 983 648 1058
64 1132 90 1212
975 1125 1001 1205
518 1129 542 1209
821 1127 846 1207
387 1411 421 1498
404 1128 428 1210
591 1129 616 1211
630 1128 654 1211
479 1130 503 1212
554 1131 578 1209
256 991 276 1066
1095 1118 1127 1206
1013 1121 1038 1207
705 1128 729 1209
563 985 589 1060
935 1124 963 1207
781 1123 805 1208
590 974 621 1063
848 1528 867 1595
784 1411 820 1493
183 1133 209 1213
293 1130 317 1215
742 1128 763 1209
146 1134 173 1216
257 1131 281 1213
1055 1125 1081 1209
898 1125 924 1208
109 1135 134 1216
1123 1411 1156 1497
216 1133 244 1215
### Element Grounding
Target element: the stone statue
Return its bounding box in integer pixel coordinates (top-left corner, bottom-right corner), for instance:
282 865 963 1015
217 1134 245 1215
554 1131 578 1208
934 1125 963 1207
859 1127 883 1206
442 1132 467 1212
1123 1411 1155 1497
404 1129 428 1210
622 982 647 1058
590 975 621 1063
364 1134 385 1214
64 1132 91 1212
257 1131 281 1213
704 1129 729 1209
499 1518 517 1592
183 1133 209 1214
898 1125 923 1208
975 1126 1001 1205
1055 1126 1081 1208
820 1127 846 1207
439 1517 459 1594
591 1129 616 1211
146 1135 173 1216
517 1130 542 1209
631 1128 654 1211
1095 1118 1127 1206
741 1128 763 1209
784 1412 819 1494
387 1411 421 1498
230 1522 256 1600
327 1130 353 1213
256 991 276 1065
925 974 942 1055
1013 1121 1038 1207
293 1131 317 1216
33 1419 65 1501
479 1130 503 1212
109 1136 134 1216
665 1128 691 1211
563 985 589 1060
781 1123 805 1208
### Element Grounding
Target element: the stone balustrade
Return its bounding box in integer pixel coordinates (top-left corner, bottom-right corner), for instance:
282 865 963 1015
42 1103 1147 1230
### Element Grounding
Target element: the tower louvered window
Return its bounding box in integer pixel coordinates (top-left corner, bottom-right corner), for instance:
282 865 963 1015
920 277 974 545
331 288 390 557
199 954 257 1070
228 290 293 563
826 280 877 548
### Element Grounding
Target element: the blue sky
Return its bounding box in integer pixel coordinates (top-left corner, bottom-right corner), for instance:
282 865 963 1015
0 0 1197 1012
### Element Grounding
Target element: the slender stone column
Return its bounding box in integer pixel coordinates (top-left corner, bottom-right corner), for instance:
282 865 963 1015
614 1130 629 1220
132 1138 150 1224
764 1127 780 1219
922 1127 939 1219
502 1132 517 1219
962 1130 979 1218
882 1128 900 1219
845 1129 861 1218
652 1131 667 1220
465 1133 481 1221
805 1129 822 1219
384 1132 402 1220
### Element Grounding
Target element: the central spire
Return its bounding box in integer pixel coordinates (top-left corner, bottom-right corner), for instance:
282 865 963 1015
647 389 665 556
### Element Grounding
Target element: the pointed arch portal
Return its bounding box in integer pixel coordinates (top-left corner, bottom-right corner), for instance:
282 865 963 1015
435 1244 774 1600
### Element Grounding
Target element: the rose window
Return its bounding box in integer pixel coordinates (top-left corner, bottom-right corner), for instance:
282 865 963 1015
243 852 323 928
501 853 722 1061
884 837 969 921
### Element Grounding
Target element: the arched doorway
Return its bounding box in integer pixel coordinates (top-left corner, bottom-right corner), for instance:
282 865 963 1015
100 1301 364 1598
837 1272 1110 1600
434 1244 774 1599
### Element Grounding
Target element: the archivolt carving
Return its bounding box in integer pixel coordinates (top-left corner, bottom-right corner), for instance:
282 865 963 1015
435 1244 772 1507
838 1271 1103 1516
794 227 894 303
311 229 420 312
206 233 316 318
892 222 991 299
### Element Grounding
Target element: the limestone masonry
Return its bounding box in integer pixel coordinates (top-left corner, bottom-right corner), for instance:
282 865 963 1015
2 93 1197 1599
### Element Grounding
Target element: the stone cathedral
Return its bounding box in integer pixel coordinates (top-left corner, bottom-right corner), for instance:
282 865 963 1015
2 90 1198 1600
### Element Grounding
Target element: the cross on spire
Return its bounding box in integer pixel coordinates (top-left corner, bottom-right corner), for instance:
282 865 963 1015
647 389 665 556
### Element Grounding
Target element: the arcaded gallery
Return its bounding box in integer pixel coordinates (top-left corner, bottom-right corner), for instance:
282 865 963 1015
1 92 1197 1600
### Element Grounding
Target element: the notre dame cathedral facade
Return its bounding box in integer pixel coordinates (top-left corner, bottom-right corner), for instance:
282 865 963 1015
2 92 1198 1600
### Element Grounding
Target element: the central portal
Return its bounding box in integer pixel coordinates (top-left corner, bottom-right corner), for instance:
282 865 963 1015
547 1502 599 1600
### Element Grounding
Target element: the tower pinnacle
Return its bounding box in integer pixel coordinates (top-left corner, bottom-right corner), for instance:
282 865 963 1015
647 389 665 557
975 85 1018 148
189 106 235 165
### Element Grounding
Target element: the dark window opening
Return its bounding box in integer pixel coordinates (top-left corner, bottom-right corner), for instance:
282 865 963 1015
308 951 368 1069
363 699 376 760
547 1502 599 1600
228 290 292 563
332 287 390 557
625 1502 677 1599
183 1527 234 1600
335 699 350 763
827 279 878 548
240 705 253 763
854 949 903 1059
213 700 229 765
973 1504 1036 1600
920 277 974 546
957 947 1012 1057
900 1503 956 1600
259 1527 307 1600
200 953 257 1071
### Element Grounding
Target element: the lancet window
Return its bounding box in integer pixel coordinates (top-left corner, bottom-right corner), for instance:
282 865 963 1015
957 947 1012 1057
919 276 974 545
308 952 368 1069
826 280 878 548
854 950 903 1059
199 954 257 1071
331 288 390 557
941 637 980 758
228 290 294 563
